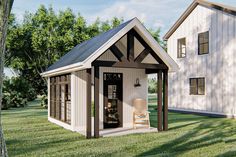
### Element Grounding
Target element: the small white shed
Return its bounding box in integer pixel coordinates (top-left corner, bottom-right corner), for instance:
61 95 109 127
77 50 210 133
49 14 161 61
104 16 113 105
41 18 178 138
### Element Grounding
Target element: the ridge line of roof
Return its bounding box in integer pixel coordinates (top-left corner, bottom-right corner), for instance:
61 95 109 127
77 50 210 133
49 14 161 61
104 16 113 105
163 0 236 40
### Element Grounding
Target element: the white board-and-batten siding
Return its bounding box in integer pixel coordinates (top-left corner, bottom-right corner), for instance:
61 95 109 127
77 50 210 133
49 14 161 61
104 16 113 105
97 67 148 129
168 4 236 117
72 71 88 131
71 67 148 133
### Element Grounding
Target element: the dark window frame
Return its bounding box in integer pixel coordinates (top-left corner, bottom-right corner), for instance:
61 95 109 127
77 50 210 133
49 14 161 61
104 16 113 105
198 31 209 55
50 74 71 124
177 37 186 58
189 77 205 95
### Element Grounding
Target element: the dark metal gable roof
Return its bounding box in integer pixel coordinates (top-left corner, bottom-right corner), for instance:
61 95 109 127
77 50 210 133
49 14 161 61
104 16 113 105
46 19 133 72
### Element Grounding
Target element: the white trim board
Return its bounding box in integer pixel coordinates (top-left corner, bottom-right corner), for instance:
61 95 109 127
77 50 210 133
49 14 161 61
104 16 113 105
48 117 74 131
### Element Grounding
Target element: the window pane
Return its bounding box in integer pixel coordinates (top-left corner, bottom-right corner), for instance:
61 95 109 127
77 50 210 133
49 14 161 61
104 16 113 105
190 79 197 95
203 32 209 43
198 78 205 86
199 35 204 44
198 78 205 95
190 79 197 87
203 43 209 54
198 86 205 95
199 45 204 54
178 38 186 58
190 87 197 95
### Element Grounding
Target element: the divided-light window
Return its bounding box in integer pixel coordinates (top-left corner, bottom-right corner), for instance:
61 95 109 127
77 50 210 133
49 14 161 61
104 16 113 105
177 38 186 58
50 74 71 124
198 31 209 55
189 78 205 95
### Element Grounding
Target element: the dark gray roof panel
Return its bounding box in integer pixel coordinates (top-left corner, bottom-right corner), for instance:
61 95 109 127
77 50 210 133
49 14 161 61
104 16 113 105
46 19 133 71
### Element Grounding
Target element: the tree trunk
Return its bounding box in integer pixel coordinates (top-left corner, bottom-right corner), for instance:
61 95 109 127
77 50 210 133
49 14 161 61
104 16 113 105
0 0 14 156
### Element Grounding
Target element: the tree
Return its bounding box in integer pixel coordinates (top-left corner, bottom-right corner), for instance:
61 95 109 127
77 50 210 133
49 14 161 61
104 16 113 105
149 28 167 51
6 7 124 96
148 78 157 93
0 0 14 156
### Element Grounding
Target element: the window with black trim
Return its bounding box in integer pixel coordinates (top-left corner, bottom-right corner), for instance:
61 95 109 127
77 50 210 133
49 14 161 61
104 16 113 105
177 38 186 58
189 78 205 95
50 74 71 124
198 31 209 55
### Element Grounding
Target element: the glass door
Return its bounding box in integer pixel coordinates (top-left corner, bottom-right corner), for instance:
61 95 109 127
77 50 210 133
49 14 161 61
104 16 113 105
103 73 123 128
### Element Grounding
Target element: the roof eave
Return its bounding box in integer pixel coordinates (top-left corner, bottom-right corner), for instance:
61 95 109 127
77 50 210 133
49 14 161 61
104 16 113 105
41 62 84 77
163 0 199 40
133 18 179 71
163 0 236 40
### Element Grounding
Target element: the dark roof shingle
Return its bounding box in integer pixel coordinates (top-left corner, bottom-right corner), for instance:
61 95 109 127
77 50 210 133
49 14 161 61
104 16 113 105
46 19 133 71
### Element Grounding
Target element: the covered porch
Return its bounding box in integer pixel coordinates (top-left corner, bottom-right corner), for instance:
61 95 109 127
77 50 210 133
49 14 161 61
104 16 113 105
85 28 169 138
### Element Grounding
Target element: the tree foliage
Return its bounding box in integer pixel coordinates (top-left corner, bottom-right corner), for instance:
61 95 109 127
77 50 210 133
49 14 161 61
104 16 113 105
149 28 167 51
148 78 157 93
6 6 124 95
6 5 165 96
2 77 36 109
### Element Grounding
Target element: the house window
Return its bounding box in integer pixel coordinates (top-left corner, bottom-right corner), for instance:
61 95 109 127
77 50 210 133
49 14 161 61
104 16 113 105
198 31 209 55
189 78 205 95
50 74 71 124
177 38 186 58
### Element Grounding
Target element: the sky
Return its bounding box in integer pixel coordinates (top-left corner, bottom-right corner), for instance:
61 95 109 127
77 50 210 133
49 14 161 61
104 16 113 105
12 0 236 37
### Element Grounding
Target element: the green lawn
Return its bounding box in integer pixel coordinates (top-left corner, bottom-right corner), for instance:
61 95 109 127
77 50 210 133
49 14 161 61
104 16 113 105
2 98 236 157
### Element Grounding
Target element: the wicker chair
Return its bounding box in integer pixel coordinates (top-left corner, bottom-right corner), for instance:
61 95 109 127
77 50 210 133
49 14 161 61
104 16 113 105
133 98 150 129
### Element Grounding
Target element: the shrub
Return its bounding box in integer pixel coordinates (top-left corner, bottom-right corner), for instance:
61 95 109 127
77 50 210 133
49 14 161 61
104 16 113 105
41 95 48 108
2 92 27 109
148 78 157 93
2 93 11 110
4 77 37 101
2 77 36 109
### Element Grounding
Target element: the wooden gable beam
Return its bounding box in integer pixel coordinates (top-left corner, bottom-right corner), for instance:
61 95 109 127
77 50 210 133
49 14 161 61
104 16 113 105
92 60 168 70
133 30 165 64
110 45 126 62
134 49 151 63
127 30 135 61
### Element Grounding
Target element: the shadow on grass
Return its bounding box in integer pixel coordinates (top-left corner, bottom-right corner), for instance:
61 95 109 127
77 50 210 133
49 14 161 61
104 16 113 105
215 151 236 157
149 109 208 129
6 134 86 156
138 112 236 156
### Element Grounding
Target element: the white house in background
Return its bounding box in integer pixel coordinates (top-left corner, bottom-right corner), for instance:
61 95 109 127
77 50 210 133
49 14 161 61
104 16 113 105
164 0 236 118
41 18 178 138
3 67 19 78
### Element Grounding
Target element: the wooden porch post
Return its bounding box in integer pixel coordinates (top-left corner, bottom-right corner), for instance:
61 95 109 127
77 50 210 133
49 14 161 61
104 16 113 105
163 70 168 131
157 70 163 131
94 66 100 138
86 69 92 138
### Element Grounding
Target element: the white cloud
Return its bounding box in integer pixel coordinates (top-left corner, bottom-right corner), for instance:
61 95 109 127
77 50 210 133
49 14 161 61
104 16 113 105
13 0 236 37
85 0 193 37
86 1 161 25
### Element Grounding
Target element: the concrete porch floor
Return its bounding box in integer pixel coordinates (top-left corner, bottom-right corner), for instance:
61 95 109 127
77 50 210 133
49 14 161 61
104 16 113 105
100 127 157 137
